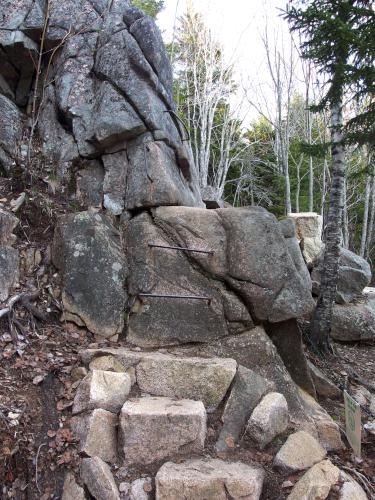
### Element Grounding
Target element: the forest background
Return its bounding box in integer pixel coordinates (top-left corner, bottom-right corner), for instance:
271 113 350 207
133 0 375 268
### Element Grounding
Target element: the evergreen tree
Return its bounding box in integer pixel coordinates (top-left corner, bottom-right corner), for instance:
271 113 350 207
130 0 164 18
286 0 375 354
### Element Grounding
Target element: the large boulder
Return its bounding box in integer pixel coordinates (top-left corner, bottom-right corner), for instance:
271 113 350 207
1 0 203 208
52 212 127 338
330 299 375 342
312 247 371 304
127 207 314 347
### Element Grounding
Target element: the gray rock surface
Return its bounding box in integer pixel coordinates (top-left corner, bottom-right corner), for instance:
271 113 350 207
62 473 87 500
81 457 120 500
265 319 316 397
182 327 308 414
274 431 327 473
312 247 371 304
119 396 206 465
246 392 289 449
1 0 203 208
0 95 23 172
288 212 323 267
216 365 274 452
0 209 18 245
286 460 340 500
127 207 314 347
0 246 19 302
52 212 127 337
156 459 265 500
135 353 237 411
331 299 375 342
71 408 118 463
73 370 131 414
307 361 341 399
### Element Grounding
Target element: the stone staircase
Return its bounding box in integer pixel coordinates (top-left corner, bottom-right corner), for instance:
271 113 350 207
62 347 367 500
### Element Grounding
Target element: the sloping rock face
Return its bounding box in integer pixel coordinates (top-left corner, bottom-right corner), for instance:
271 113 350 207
127 206 314 347
0 0 202 209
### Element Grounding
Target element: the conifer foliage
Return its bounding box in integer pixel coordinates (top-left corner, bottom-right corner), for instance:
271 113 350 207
286 0 375 354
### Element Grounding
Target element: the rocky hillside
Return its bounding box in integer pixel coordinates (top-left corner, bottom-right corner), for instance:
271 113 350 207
1 1 375 499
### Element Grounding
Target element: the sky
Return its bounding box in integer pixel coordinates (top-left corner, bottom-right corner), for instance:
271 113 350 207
157 0 293 124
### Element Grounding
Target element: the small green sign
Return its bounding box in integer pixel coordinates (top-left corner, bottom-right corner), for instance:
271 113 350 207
344 390 361 457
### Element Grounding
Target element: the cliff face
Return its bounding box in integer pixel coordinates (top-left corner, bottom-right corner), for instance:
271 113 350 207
0 0 202 209
0 3 354 499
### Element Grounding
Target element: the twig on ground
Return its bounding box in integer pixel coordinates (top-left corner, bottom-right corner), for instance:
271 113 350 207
35 442 46 494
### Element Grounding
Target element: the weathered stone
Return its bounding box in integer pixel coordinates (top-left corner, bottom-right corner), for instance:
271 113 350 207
52 212 126 338
62 473 87 500
0 94 23 172
246 392 289 449
216 365 274 452
37 85 79 177
189 327 307 414
119 396 206 465
274 431 327 473
279 218 296 238
73 370 131 414
155 459 265 500
288 212 323 239
128 477 153 500
126 139 202 210
128 14 173 97
265 319 316 397
89 355 127 373
339 471 368 500
102 150 127 215
0 246 19 302
330 299 375 342
155 206 315 322
308 361 341 399
298 389 344 451
76 162 104 208
72 408 118 463
91 81 146 147
0 209 18 245
288 213 323 266
287 460 340 500
312 247 371 304
81 457 120 500
285 237 312 291
135 353 237 411
70 366 88 382
201 186 224 209
126 212 230 347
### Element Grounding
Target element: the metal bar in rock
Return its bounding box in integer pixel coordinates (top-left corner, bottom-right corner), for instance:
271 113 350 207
148 243 214 255
138 293 212 305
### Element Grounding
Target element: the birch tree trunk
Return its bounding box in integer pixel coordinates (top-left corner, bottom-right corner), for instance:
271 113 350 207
360 161 371 257
365 157 375 260
310 97 345 354
342 175 349 249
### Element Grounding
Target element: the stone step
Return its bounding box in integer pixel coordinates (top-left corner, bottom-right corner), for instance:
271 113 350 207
80 348 237 411
119 396 206 465
155 458 265 500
